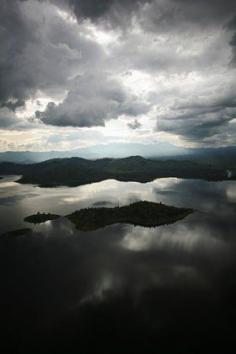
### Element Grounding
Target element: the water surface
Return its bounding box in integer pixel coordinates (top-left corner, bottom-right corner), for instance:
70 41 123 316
0 176 236 353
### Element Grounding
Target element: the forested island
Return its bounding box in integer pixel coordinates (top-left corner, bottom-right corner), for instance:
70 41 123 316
25 201 193 231
0 156 234 187
67 201 193 231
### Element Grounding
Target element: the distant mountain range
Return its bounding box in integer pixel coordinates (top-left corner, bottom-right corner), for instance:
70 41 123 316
0 143 236 166
0 142 187 163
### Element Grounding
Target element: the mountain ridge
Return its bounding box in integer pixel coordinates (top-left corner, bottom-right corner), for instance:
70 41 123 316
0 156 234 187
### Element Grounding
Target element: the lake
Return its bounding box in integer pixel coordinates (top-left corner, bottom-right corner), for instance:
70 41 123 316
0 176 236 353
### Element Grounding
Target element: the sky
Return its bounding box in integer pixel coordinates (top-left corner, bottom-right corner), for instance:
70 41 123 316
0 0 236 153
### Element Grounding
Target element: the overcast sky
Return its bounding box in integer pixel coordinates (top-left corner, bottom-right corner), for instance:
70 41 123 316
0 0 236 152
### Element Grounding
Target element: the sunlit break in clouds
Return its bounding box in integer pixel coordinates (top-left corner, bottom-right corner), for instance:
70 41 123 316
0 0 236 153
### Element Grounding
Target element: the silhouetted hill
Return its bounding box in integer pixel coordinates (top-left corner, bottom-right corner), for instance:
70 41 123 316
0 162 28 175
66 201 193 231
1 144 236 164
23 201 193 231
0 156 234 187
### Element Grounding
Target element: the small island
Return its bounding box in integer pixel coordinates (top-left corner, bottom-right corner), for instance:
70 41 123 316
66 201 193 231
23 201 193 231
24 212 60 224
2 228 32 237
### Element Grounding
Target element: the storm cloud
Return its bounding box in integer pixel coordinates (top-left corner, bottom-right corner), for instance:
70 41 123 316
37 71 149 127
0 0 104 111
0 0 236 148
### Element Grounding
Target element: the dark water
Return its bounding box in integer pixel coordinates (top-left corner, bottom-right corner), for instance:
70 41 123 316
0 176 236 353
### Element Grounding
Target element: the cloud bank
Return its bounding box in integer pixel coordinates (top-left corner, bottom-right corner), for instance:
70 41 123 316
0 0 236 149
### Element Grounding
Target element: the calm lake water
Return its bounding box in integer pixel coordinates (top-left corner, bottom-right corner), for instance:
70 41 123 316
0 176 236 353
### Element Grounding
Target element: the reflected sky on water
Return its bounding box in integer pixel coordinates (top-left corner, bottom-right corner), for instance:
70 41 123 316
0 175 236 232
0 176 236 353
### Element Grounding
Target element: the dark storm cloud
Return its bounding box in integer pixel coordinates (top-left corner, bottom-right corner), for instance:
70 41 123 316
140 0 236 31
228 16 236 64
158 93 236 141
175 97 236 145
54 0 236 28
0 108 21 128
0 0 35 109
64 0 144 18
0 0 105 121
37 72 150 127
55 0 152 25
1 0 236 145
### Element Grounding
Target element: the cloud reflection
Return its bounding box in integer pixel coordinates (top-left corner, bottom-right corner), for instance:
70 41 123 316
1 177 236 353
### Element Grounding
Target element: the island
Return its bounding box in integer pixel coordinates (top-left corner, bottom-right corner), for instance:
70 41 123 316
18 201 193 231
24 212 60 224
66 201 193 231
